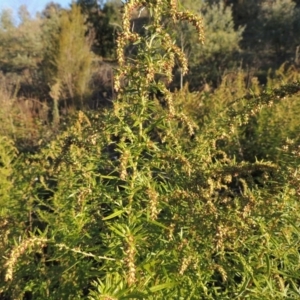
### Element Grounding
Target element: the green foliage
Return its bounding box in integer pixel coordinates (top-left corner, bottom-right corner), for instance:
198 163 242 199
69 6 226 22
178 1 244 86
77 0 122 58
40 3 62 84
44 4 94 110
0 7 43 73
241 63 300 163
0 136 17 216
1 1 300 299
227 0 300 75
57 5 94 102
258 0 298 57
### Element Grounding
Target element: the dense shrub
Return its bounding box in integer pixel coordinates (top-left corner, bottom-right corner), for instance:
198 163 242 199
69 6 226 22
1 1 300 299
176 0 244 87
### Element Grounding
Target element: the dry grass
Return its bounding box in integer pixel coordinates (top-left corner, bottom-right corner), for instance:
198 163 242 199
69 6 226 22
0 74 50 150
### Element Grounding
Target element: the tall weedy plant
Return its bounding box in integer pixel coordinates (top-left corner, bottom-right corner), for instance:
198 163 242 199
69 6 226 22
2 1 300 299
88 0 205 297
2 1 205 299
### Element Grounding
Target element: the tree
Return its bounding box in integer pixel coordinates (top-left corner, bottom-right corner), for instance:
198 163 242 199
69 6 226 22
42 4 94 122
0 7 43 74
77 0 122 58
224 0 300 77
0 8 14 30
175 0 244 88
258 0 298 59
56 4 94 104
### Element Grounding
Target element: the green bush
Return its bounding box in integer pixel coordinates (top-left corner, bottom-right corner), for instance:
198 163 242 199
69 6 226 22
1 1 300 299
258 0 298 58
177 0 244 87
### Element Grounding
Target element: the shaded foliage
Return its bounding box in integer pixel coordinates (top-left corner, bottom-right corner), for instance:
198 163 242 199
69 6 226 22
77 0 122 58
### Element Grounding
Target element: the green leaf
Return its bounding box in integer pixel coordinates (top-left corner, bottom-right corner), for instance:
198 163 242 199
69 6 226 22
109 225 126 237
147 219 169 230
100 175 118 179
265 253 271 278
149 282 175 293
102 210 124 220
